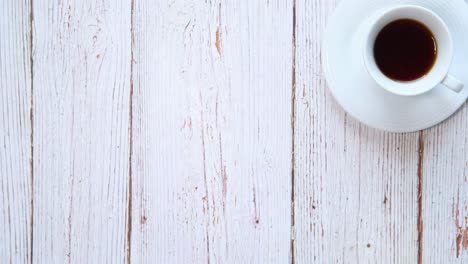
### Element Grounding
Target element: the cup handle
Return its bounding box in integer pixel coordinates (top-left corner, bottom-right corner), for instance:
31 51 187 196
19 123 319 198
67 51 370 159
442 75 464 93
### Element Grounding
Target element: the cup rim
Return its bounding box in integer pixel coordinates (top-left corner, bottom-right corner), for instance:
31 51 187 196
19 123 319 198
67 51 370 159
364 5 453 96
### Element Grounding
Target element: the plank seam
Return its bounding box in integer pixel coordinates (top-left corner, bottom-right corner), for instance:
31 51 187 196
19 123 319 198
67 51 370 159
290 0 297 263
417 130 424 264
126 0 135 263
28 0 34 263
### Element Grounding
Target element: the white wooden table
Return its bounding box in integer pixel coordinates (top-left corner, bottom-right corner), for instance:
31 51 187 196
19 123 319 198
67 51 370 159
1 0 467 263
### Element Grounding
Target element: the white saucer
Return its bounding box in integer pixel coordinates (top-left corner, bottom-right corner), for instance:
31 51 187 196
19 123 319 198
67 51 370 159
323 0 468 132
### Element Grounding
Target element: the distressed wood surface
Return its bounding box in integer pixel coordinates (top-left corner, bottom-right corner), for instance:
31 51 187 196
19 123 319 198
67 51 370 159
0 0 32 263
130 0 293 262
293 1 467 263
0 0 467 263
31 0 131 262
422 108 468 263
294 1 420 263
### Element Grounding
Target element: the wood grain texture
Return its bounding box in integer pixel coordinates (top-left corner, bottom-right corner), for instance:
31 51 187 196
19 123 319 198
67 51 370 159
421 105 468 263
293 0 420 263
31 0 131 262
0 0 32 263
1 0 467 263
130 0 293 263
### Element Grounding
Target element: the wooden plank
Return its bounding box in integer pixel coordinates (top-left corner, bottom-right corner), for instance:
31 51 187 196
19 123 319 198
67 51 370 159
421 106 468 263
32 1 131 262
130 0 293 262
0 0 32 263
293 1 420 262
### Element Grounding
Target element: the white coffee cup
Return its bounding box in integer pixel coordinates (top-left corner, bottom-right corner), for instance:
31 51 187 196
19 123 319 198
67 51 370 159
364 5 464 96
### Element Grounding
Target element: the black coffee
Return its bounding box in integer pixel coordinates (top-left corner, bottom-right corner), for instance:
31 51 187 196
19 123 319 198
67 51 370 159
374 19 437 82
